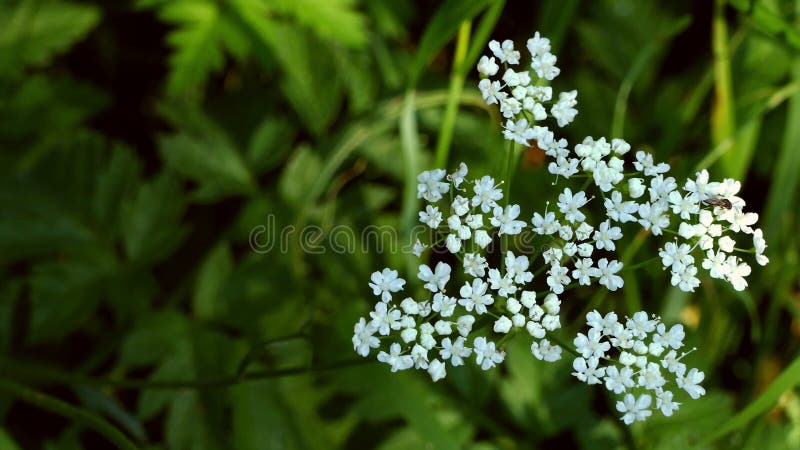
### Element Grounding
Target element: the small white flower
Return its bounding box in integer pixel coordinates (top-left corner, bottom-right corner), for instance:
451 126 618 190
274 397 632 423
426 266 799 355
458 279 494 314
472 176 504 213
593 220 622 251
474 229 493 249
531 52 560 80
474 337 505 370
531 339 562 362
494 315 513 333
656 390 681 416
491 204 526 235
526 31 551 57
477 55 499 77
377 343 413 372
593 258 623 291
463 252 488 277
557 188 588 223
419 205 443 228
572 356 605 384
551 90 578 127
418 262 451 293
488 39 520 64
352 318 379 357
677 368 706 399
616 394 652 425
417 169 449 202
368 268 406 302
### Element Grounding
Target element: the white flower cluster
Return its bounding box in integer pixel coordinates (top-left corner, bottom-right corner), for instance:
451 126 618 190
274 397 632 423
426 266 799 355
350 31 768 427
478 33 578 147
573 310 705 424
353 163 565 382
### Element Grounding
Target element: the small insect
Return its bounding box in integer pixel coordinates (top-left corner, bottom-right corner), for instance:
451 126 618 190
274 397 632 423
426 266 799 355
702 197 732 209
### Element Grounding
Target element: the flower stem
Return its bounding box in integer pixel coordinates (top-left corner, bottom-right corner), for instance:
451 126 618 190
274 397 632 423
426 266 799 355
0 378 140 450
434 21 472 169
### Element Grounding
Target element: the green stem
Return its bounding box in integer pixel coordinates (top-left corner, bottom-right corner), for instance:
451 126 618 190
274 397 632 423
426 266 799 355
500 139 515 268
0 357 370 390
0 378 140 450
434 21 471 169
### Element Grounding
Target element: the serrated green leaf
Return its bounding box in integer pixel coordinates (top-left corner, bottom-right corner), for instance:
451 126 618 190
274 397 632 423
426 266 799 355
159 132 255 200
0 0 101 76
120 173 188 264
269 0 367 47
193 242 234 320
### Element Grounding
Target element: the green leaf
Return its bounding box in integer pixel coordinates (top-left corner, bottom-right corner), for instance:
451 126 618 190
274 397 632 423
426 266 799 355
0 0 101 77
144 0 250 95
92 145 142 232
120 173 189 264
697 355 800 446
279 145 323 206
269 0 367 47
119 310 190 369
246 117 296 174
410 0 492 87
193 242 234 320
159 132 255 200
0 428 21 450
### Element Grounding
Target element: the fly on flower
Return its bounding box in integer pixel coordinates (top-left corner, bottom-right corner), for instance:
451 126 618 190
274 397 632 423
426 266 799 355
702 197 732 209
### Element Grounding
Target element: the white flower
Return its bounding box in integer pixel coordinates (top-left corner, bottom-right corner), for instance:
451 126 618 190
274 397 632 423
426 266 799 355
418 262 451 293
419 205 442 228
368 268 406 302
531 211 560 235
604 365 635 394
753 229 769 265
417 169 449 202
377 343 413 372
669 191 700 220
551 90 578 127
572 258 595 285
445 234 462 253
658 242 693 272
727 257 751 291
574 328 611 359
463 252 488 277
432 293 457 317
456 315 475 337
638 362 666 390
474 337 505 370
626 311 656 339
557 188 588 223
677 368 706 399
478 79 504 105
634 151 669 176
531 52 560 80
477 55 499 77
474 229 493 249
593 220 622 251
440 336 472 366
546 264 570 294
505 251 533 284
491 204 526 235
531 339 562 361
494 315 513 333
702 249 730 279
352 318 379 357
451 195 470 216
412 239 426 257
616 394 652 425
656 390 680 416
526 31 551 57
628 178 646 199
502 68 531 87
427 359 446 381
503 118 536 145
572 357 605 384
369 302 401 335
488 39 520 64
488 268 517 297
472 176 504 213
458 279 494 314
638 202 670 235
593 258 623 291
447 162 468 189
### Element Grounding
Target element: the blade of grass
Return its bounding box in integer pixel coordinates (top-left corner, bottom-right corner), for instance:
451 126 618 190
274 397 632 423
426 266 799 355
400 89 421 276
611 16 691 138
696 354 800 447
434 21 471 169
712 0 740 178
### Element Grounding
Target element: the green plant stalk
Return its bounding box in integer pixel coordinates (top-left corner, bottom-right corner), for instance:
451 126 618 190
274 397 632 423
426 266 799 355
0 357 370 390
697 354 800 446
500 139 515 269
712 0 738 177
400 89 422 276
434 21 471 169
0 378 140 450
463 0 506 75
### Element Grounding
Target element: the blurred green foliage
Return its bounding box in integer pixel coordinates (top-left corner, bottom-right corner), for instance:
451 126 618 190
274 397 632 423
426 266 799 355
0 0 799 449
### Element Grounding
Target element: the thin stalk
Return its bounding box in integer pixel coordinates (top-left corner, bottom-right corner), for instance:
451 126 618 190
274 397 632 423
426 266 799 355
434 21 471 169
0 378 140 450
0 357 370 390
